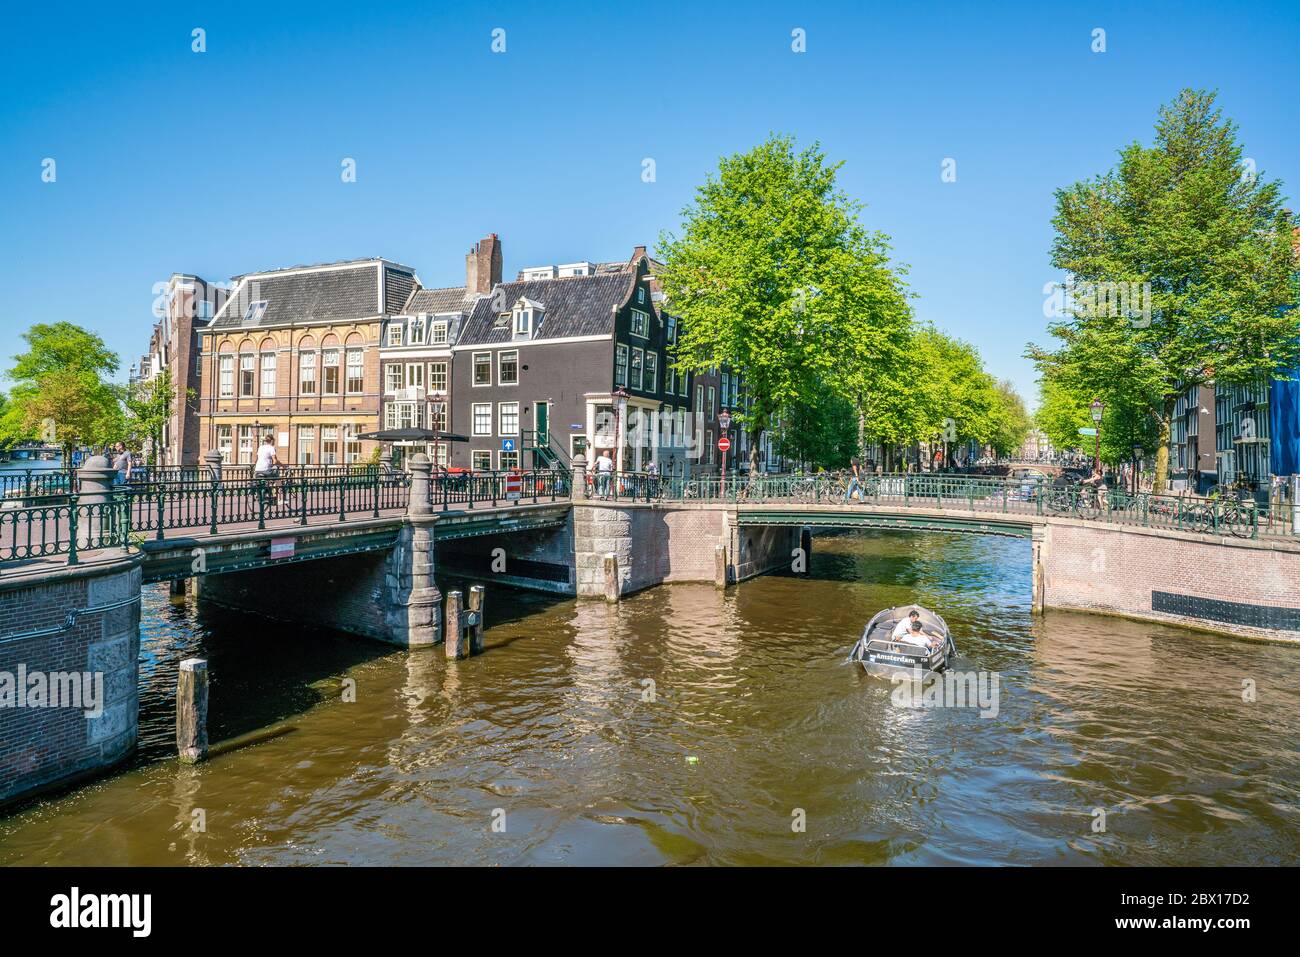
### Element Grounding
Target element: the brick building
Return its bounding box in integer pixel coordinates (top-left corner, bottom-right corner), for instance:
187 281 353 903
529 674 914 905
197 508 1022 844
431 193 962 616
197 258 415 465
130 274 229 465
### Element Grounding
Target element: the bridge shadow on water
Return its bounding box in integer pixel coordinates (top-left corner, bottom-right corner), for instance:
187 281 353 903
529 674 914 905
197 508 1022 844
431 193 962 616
135 585 399 762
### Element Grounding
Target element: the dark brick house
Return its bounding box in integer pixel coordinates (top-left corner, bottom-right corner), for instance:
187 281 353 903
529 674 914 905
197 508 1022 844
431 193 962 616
449 249 697 473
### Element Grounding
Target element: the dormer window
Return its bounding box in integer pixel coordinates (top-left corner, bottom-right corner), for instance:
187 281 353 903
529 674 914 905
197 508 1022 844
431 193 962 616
408 316 425 345
387 322 403 346
512 297 544 340
637 287 646 305
244 300 268 324
430 320 449 344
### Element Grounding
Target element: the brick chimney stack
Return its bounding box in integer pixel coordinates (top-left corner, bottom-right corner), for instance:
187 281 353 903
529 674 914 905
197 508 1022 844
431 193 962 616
466 233 503 293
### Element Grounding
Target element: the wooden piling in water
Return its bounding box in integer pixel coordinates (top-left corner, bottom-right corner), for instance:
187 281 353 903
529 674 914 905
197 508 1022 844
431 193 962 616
468 585 486 655
603 553 620 603
714 544 728 589
445 590 469 659
177 658 209 765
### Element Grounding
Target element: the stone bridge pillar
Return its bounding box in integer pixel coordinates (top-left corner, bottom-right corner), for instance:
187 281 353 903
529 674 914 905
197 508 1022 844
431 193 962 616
383 454 442 647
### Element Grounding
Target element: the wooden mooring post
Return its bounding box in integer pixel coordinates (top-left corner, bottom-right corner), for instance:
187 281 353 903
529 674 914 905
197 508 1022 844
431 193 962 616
468 585 486 655
714 544 728 589
603 553 620 603
445 590 470 659
177 658 209 765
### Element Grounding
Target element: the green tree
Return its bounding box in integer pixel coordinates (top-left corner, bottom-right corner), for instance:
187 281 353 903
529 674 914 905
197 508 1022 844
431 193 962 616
658 135 913 472
1027 89 1300 493
125 367 184 465
3 322 123 458
987 380 1032 458
772 377 859 469
1033 378 1090 453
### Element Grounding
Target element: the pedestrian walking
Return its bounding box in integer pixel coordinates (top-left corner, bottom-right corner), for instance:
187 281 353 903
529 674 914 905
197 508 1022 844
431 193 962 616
111 442 133 486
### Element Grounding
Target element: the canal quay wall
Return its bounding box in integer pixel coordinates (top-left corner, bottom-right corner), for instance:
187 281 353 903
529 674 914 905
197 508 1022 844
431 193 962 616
0 556 142 807
572 502 797 597
1040 519 1300 643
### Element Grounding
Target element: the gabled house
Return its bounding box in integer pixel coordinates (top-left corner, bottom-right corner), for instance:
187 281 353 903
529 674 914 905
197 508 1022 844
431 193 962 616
449 248 692 473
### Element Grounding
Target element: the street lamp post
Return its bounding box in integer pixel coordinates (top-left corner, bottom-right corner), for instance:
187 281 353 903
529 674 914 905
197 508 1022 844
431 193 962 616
612 387 629 475
1132 444 1143 495
1089 398 1104 474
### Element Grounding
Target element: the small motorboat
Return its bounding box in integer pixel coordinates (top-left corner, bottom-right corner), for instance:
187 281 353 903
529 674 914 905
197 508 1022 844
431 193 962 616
849 605 956 679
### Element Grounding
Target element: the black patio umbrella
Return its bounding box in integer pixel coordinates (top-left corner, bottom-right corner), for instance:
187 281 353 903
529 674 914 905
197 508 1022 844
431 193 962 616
355 428 469 443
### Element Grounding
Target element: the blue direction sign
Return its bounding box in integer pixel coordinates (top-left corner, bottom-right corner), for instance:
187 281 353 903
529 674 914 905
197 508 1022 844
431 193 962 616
502 438 516 451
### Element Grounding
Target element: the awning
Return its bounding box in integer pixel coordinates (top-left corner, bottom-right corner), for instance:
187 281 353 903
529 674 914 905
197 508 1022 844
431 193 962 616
355 428 470 443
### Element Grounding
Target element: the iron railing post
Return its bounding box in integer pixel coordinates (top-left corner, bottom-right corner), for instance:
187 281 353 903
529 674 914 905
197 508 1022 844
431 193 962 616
338 477 347 522
299 477 308 526
155 487 166 541
372 472 380 518
67 497 79 566
258 481 267 530
209 480 219 535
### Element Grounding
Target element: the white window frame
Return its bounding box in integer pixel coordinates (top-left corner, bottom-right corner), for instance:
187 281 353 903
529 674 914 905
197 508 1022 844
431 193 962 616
630 347 644 390
646 352 658 393
499 449 519 470
630 309 649 338
498 350 519 386
473 352 492 387
260 351 277 397
498 401 519 436
428 360 448 393
387 322 403 346
615 344 628 387
472 450 492 471
219 355 234 397
429 320 449 345
472 402 492 436
300 350 317 395
346 348 364 394
385 364 403 394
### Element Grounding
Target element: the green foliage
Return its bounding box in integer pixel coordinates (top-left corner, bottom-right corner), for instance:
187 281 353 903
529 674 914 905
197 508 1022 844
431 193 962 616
772 378 859 469
658 134 913 469
124 367 177 462
3 322 124 453
1028 89 1300 491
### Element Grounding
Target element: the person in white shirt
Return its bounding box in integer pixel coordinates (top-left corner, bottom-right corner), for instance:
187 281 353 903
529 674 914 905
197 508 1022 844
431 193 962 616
892 609 942 650
595 449 614 498
254 436 280 476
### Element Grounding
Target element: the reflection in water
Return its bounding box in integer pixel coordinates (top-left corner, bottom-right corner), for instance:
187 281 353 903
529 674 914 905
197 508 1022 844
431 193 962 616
1 531 1297 865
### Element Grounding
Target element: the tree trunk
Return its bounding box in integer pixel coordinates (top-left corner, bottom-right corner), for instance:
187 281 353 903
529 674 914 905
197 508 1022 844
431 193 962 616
748 426 760 474
857 408 865 456
1151 410 1173 495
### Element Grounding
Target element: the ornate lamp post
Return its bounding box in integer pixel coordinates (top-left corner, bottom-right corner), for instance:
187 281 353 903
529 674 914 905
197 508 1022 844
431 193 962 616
612 387 629 473
1089 398 1104 473
1132 444 1143 495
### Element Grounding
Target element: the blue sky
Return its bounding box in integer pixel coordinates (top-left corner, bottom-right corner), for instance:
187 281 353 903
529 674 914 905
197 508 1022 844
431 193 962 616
2 0 1298 407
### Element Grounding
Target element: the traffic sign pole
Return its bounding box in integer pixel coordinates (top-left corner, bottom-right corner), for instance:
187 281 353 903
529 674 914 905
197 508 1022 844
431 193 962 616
718 409 732 496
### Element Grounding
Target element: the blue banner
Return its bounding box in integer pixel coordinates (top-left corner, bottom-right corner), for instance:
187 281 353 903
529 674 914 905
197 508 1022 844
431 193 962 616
1270 374 1300 475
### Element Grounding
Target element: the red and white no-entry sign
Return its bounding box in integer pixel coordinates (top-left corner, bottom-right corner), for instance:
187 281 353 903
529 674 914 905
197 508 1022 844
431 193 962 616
504 473 523 499
717 435 731 452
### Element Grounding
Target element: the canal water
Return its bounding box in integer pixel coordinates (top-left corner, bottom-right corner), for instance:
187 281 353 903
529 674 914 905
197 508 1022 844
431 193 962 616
2 530 1297 865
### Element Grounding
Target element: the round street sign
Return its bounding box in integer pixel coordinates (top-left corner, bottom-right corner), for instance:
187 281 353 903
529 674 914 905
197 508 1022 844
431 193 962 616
718 435 732 452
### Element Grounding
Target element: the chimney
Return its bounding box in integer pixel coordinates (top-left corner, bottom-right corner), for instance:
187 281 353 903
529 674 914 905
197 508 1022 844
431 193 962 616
466 233 503 294
631 245 647 263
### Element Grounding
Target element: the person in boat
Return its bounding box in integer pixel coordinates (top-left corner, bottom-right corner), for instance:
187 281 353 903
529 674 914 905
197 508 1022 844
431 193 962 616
891 608 923 640
891 610 943 651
